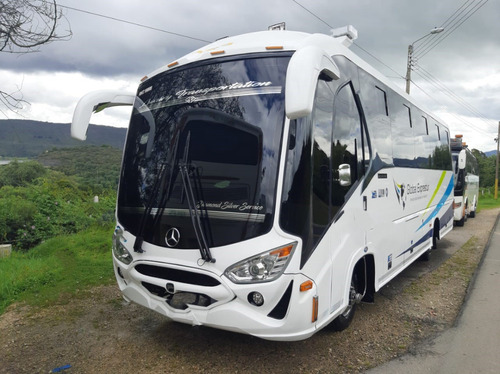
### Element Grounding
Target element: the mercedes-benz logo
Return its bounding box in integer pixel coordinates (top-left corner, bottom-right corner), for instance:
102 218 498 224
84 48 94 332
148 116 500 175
165 227 180 247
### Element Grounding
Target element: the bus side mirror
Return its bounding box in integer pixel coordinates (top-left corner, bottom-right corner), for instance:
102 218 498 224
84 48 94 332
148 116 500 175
338 164 351 187
71 90 135 140
458 149 466 170
285 45 340 120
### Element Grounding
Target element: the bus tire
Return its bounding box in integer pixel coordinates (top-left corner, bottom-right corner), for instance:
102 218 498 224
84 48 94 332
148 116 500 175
332 273 358 331
419 249 431 261
432 221 439 250
469 209 476 218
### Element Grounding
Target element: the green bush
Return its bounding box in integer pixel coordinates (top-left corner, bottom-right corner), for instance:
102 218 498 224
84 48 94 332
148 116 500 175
0 160 47 187
0 163 117 251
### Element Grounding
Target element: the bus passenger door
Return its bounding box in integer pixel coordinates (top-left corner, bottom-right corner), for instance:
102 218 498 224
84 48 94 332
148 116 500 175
326 81 365 312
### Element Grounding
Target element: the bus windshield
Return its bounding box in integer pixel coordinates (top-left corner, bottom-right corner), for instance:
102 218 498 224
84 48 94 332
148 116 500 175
117 55 290 249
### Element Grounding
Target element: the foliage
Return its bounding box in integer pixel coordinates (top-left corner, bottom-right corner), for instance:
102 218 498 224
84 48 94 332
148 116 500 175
0 159 47 187
471 149 497 188
0 226 116 314
0 159 117 250
37 145 123 193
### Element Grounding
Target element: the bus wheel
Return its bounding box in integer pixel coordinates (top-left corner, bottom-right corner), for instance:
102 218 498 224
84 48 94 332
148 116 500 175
419 249 431 261
432 223 439 250
332 273 359 331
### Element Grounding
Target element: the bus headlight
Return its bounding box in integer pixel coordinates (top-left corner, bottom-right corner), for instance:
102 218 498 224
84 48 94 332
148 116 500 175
112 227 133 265
225 243 296 283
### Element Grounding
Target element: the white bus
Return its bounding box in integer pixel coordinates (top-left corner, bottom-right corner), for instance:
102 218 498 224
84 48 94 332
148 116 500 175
71 26 454 341
451 135 479 225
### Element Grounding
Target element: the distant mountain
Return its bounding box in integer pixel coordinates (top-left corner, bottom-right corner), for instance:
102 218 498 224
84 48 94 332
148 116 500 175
0 119 127 158
485 150 498 158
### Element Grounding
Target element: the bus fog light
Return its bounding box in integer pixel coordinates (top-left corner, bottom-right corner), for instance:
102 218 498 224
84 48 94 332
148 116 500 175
248 292 264 306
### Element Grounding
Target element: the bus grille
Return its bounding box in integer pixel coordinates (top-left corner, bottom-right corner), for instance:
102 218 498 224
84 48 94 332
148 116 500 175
136 264 222 310
135 264 221 286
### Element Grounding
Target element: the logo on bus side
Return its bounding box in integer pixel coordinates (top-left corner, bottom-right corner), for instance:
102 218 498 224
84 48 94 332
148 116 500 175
394 180 431 209
394 180 406 209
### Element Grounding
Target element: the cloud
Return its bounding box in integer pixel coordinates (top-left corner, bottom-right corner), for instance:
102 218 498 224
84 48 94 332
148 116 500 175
1 0 499 151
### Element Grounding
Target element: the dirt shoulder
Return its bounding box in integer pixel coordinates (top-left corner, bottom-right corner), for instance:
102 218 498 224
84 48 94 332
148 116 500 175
1 208 498 374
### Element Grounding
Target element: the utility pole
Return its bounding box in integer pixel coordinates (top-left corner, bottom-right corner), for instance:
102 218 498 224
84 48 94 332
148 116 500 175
495 121 500 199
405 45 414 94
404 27 444 95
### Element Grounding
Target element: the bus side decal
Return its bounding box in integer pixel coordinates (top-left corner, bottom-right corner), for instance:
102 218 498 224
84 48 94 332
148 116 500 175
417 176 454 232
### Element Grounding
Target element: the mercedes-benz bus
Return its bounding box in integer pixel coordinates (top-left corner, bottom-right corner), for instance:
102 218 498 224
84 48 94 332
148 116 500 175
71 26 454 341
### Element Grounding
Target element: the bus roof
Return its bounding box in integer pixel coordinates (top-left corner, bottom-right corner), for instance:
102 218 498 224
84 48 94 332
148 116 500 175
143 28 448 132
147 30 352 80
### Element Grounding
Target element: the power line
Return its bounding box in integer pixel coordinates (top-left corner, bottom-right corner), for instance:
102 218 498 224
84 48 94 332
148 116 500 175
416 0 474 51
415 64 492 126
414 0 489 60
289 1 405 81
291 0 333 29
57 2 211 43
412 71 492 137
290 0 496 139
351 42 405 80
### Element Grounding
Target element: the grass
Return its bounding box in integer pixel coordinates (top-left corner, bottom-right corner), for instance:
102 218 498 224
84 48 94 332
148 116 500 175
478 190 500 211
0 225 116 315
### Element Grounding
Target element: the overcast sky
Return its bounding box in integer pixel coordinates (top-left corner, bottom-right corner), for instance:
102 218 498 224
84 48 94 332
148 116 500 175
1 0 499 151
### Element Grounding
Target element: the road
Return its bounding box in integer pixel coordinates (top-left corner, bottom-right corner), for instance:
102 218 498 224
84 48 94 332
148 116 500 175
368 210 500 374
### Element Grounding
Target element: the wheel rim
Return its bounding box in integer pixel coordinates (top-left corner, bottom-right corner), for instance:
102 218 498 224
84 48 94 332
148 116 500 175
341 280 357 318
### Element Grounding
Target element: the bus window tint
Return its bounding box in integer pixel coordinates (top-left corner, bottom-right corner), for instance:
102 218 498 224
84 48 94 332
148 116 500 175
413 113 429 167
331 82 363 213
357 69 392 165
391 101 414 167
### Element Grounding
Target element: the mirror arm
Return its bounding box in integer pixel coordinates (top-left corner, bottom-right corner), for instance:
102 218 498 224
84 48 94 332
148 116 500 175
71 90 135 141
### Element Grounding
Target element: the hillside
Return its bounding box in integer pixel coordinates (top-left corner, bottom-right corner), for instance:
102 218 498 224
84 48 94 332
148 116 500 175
0 119 127 158
36 145 123 191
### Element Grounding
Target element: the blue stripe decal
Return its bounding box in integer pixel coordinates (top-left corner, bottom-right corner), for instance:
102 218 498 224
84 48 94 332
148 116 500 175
396 229 433 258
417 176 454 232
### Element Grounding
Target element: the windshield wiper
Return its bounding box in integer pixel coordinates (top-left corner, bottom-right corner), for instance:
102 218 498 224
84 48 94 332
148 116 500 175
179 163 214 263
178 131 215 263
133 161 173 253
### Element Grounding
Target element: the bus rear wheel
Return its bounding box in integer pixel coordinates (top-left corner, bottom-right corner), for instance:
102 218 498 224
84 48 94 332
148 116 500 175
332 273 359 331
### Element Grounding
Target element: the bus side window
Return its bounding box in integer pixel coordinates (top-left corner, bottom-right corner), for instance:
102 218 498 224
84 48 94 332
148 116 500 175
331 82 363 215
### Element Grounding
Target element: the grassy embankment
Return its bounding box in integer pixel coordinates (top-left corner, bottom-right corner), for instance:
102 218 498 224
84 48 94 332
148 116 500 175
0 225 115 315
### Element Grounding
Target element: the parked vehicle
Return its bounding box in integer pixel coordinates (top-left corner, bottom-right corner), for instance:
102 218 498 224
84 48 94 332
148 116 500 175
71 25 454 341
451 135 479 225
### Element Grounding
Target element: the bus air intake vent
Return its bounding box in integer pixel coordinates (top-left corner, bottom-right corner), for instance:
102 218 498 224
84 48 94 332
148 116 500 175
135 264 220 286
268 280 293 320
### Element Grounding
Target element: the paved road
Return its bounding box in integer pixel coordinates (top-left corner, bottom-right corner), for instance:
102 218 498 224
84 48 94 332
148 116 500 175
368 211 500 373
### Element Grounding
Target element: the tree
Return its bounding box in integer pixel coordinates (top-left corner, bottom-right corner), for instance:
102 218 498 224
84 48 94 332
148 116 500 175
471 148 496 188
0 160 47 187
0 0 71 111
